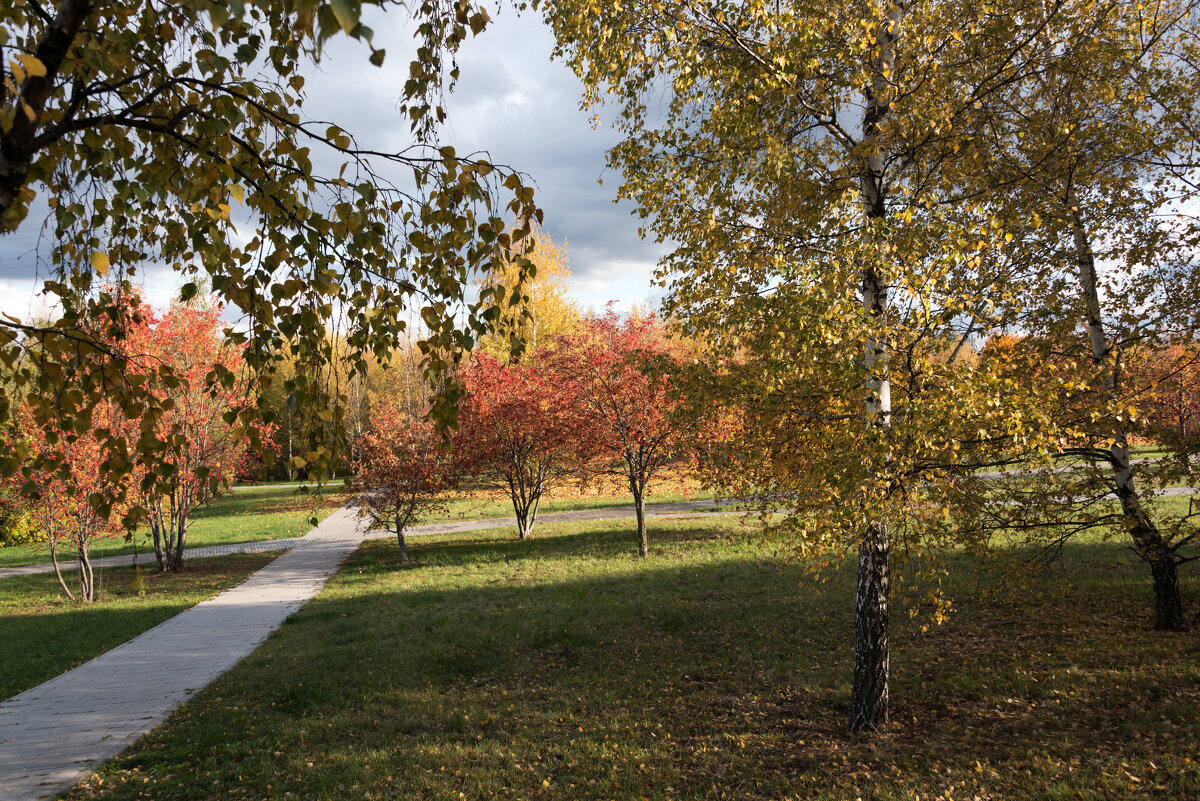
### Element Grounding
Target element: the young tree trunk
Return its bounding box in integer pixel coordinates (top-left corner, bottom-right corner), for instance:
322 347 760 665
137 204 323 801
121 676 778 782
1068 190 1185 631
849 0 903 733
49 534 75 601
169 513 187 572
77 541 95 603
286 405 295 481
395 510 410 563
149 515 167 573
628 462 648 558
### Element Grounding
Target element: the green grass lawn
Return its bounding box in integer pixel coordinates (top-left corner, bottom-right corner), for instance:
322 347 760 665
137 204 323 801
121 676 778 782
62 516 1200 800
0 484 350 570
0 552 280 702
0 484 718 570
429 486 720 524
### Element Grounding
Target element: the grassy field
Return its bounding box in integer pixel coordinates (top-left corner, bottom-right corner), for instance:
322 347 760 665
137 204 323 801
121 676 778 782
63 516 1200 800
430 486 718 524
0 482 714 570
0 552 280 702
0 484 350 569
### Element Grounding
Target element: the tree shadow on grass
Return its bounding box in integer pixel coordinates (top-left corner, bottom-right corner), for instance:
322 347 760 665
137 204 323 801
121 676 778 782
397 519 748 568
66 531 1200 801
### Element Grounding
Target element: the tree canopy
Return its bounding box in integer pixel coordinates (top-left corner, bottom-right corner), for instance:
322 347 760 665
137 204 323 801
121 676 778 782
535 0 1200 729
0 0 540 519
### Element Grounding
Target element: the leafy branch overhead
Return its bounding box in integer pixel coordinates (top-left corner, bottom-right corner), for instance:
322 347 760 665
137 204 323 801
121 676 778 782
0 0 542 516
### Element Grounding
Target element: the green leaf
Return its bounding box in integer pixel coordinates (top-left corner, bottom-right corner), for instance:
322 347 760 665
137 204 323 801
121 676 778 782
330 0 360 33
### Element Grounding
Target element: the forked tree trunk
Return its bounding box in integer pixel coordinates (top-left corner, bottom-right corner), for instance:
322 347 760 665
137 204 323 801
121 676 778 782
512 495 539 540
509 470 544 540
1067 189 1185 631
849 0 903 733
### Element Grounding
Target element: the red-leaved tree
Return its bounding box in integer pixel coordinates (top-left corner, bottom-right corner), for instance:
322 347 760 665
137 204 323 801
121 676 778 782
130 301 266 572
1126 340 1200 451
456 351 596 539
352 399 458 562
18 404 130 601
553 310 694 557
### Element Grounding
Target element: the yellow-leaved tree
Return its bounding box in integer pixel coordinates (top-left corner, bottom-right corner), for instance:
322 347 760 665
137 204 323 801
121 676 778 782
533 0 1200 732
478 228 581 358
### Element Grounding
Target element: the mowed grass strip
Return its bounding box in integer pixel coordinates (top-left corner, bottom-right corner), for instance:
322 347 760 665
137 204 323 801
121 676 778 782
65 517 1200 801
0 482 710 570
0 484 349 570
0 552 280 701
430 485 718 525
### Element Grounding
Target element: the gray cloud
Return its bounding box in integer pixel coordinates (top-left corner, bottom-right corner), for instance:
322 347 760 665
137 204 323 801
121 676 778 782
0 7 661 319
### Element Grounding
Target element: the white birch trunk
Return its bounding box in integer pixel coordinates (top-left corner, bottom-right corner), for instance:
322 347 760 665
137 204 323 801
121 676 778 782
1066 186 1184 630
849 0 904 733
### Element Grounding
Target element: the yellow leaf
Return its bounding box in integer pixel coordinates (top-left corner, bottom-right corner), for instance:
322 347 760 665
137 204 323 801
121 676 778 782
15 54 47 79
90 252 110 276
229 185 245 205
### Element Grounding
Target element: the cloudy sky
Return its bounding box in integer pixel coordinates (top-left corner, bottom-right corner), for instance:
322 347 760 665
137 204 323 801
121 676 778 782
0 5 664 321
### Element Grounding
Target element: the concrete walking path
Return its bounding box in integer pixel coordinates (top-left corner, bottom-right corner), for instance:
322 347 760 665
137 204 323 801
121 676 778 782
0 505 369 801
0 498 727 800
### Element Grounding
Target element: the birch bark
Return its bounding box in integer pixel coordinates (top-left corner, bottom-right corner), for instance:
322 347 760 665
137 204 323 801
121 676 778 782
849 0 904 733
1066 185 1185 630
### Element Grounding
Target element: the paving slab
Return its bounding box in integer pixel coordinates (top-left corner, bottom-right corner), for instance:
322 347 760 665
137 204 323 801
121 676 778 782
0 505 367 801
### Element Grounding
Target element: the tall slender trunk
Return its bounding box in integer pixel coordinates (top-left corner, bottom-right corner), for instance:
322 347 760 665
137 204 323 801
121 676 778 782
851 264 894 732
149 502 167 572
1067 187 1185 631
849 0 903 733
286 405 295 481
169 514 187 572
77 541 94 602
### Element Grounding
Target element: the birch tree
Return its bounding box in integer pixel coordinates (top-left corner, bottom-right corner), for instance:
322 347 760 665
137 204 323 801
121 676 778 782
955 0 1200 630
535 0 1078 731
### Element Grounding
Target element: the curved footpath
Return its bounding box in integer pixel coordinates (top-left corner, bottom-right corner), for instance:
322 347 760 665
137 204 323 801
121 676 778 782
0 499 722 801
